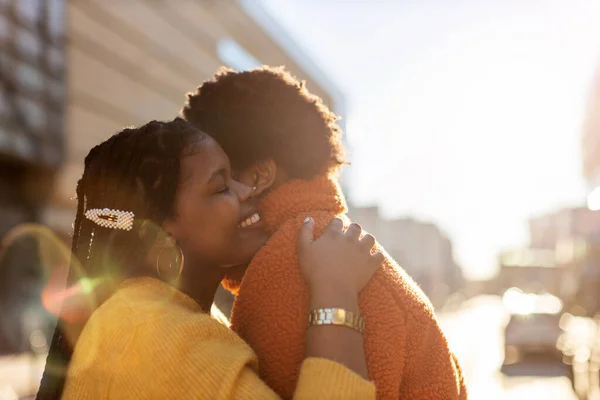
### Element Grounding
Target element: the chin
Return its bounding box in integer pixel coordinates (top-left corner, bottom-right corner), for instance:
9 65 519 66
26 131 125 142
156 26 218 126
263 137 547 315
219 251 254 269
221 261 250 270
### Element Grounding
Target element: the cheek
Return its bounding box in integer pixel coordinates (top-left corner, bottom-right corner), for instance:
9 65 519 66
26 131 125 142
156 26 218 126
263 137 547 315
216 195 241 226
174 194 243 264
191 198 240 245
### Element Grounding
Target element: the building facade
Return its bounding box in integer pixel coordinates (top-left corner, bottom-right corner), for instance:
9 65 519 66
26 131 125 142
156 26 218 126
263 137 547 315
496 248 569 297
578 65 600 314
501 206 600 314
529 206 600 250
583 63 600 208
0 0 67 355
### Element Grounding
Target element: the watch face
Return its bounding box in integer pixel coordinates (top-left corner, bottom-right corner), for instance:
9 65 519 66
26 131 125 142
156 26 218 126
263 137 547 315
333 308 346 324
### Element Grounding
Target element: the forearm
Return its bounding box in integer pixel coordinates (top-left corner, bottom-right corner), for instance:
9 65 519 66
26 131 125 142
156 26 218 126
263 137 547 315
305 289 369 380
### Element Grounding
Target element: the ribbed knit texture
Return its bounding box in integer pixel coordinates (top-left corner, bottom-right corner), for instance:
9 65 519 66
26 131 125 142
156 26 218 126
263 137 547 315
224 175 468 399
62 277 375 399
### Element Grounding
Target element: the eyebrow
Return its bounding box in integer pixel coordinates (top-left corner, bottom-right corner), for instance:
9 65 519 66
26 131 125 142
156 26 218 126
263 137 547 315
208 167 227 183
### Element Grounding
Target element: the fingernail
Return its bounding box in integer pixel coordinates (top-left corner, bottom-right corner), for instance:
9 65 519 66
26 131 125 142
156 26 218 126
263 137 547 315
304 217 311 223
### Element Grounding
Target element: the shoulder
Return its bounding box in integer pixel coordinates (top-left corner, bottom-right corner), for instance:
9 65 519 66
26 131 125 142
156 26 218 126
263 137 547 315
372 251 437 317
269 211 347 243
82 278 242 347
344 225 436 323
250 211 342 270
73 279 255 375
69 281 261 398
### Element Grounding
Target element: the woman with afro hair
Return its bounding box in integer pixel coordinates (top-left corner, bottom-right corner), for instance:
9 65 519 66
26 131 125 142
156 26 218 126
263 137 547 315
182 66 467 400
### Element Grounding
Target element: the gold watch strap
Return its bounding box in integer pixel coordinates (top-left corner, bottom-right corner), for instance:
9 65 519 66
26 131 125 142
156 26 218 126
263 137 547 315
308 308 365 334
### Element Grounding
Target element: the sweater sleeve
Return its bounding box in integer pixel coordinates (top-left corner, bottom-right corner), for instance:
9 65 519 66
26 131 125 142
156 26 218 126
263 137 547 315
101 310 375 400
234 358 375 400
402 313 468 399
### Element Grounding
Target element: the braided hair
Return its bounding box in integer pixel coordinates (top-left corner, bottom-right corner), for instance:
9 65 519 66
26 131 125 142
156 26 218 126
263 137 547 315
36 118 205 400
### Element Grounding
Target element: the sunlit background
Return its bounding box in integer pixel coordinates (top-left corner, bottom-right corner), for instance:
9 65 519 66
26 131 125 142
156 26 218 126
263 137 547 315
260 0 600 281
2 1 600 399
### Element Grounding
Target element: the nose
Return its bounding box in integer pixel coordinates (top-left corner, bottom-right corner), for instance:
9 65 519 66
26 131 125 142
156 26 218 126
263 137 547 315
230 179 253 202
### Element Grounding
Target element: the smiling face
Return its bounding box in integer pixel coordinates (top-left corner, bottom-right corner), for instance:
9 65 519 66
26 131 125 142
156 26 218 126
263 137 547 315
164 136 267 269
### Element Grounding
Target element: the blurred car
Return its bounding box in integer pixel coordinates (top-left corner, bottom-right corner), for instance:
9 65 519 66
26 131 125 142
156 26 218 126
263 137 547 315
503 288 564 363
556 314 598 396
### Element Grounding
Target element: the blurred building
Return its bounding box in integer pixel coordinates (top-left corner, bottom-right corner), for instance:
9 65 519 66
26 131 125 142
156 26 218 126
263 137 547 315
496 248 569 296
570 238 600 315
583 63 600 207
529 206 600 249
0 0 66 355
576 63 600 315
498 206 600 314
348 204 464 307
0 0 345 352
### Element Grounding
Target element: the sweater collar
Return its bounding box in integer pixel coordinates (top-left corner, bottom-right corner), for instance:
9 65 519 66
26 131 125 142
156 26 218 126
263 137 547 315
259 174 347 233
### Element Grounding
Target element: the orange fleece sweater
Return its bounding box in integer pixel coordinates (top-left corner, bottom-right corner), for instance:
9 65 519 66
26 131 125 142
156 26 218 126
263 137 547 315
225 175 468 399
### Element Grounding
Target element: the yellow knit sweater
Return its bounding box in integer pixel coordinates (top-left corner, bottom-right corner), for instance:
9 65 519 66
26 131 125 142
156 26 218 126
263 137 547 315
62 277 375 399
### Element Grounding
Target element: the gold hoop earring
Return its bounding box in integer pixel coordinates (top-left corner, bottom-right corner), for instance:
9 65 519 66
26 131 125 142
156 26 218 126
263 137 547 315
156 245 184 282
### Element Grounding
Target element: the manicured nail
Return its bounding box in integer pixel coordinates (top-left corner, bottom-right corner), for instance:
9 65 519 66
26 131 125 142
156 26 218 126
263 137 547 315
304 217 312 223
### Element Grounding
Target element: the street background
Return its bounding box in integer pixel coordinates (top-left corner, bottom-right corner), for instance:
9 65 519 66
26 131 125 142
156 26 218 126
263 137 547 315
3 1 600 399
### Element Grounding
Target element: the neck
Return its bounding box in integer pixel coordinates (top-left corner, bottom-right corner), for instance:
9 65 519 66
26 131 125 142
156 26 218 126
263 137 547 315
179 261 226 313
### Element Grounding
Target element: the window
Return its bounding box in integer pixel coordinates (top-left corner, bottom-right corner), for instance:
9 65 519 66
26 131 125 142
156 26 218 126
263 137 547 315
14 0 41 26
16 27 42 59
0 0 66 167
46 0 65 41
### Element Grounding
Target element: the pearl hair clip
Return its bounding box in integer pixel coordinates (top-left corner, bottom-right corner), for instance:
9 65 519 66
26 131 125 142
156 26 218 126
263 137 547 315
84 208 135 231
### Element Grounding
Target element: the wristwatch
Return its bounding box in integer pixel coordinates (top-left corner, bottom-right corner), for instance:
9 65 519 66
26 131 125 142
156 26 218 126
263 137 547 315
308 307 365 334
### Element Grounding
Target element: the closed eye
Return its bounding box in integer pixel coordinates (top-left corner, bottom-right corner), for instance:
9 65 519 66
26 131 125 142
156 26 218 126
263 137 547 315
216 185 230 194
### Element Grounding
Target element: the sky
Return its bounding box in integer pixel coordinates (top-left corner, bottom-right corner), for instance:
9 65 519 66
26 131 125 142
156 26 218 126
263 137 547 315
259 0 600 280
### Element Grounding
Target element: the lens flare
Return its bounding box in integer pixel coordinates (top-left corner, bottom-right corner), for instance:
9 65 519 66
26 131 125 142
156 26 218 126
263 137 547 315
0 223 107 354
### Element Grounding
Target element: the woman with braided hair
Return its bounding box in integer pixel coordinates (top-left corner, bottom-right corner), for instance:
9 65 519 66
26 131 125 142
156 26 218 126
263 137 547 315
35 118 383 399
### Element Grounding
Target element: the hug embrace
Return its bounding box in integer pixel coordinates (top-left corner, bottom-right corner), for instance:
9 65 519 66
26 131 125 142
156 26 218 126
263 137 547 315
37 66 467 400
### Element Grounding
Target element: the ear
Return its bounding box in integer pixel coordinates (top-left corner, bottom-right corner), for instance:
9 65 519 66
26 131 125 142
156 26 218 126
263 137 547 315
141 219 178 246
160 220 177 241
235 159 278 197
